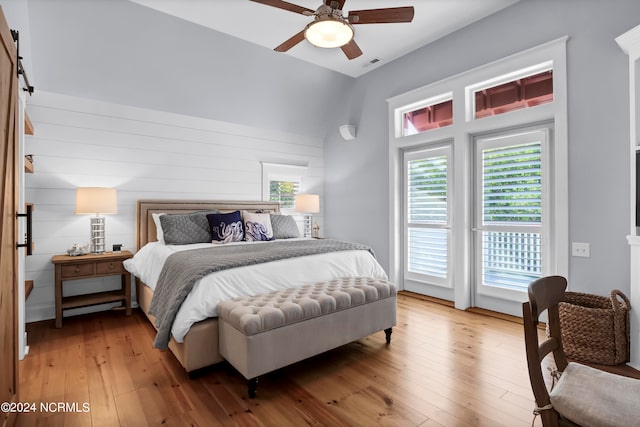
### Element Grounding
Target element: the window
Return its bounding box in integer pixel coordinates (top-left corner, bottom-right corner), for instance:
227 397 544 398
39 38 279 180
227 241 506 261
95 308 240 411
474 129 547 296
387 37 568 315
403 99 453 136
268 179 300 209
261 162 306 212
397 92 453 137
404 146 452 287
474 70 553 119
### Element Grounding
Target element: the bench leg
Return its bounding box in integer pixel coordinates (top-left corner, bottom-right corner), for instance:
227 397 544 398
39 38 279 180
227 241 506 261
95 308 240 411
248 377 258 398
384 327 392 344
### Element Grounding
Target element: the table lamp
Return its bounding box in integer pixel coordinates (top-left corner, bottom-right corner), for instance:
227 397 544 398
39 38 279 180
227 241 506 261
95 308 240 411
75 187 117 253
295 194 320 238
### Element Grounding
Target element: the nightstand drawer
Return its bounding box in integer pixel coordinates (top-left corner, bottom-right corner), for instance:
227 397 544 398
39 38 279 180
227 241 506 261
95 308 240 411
96 260 125 275
61 263 95 278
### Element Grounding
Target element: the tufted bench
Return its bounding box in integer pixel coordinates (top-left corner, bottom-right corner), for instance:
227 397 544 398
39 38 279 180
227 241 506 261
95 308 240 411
217 277 397 397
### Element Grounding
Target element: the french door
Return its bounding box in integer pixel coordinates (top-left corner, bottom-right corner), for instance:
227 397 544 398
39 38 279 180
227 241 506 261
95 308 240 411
400 126 551 314
402 144 453 300
473 128 549 312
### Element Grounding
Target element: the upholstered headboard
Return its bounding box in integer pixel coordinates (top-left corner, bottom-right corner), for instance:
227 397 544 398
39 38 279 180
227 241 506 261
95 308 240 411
135 200 281 250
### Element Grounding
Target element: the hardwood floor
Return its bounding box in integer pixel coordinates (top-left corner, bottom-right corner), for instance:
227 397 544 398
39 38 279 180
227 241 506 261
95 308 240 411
13 294 591 426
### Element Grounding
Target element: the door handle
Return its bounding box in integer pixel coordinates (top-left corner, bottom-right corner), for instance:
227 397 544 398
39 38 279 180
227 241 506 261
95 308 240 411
16 204 33 255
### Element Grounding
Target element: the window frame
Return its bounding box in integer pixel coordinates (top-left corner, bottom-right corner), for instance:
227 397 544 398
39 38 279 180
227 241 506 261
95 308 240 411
387 37 568 314
261 162 307 214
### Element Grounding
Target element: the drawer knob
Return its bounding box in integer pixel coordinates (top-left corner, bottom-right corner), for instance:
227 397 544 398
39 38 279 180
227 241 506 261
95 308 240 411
109 263 115 269
74 266 80 272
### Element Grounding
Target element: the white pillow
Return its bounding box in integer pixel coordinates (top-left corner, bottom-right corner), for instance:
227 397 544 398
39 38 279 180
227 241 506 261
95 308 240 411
152 213 166 244
242 211 274 241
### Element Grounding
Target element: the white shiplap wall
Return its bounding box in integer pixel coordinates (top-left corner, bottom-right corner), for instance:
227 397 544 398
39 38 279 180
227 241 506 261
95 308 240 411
24 91 324 323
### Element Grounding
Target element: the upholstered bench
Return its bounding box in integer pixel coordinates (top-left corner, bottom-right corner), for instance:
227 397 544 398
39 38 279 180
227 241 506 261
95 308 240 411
217 277 397 397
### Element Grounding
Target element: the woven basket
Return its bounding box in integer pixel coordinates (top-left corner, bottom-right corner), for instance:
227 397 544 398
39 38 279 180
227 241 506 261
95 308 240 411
558 290 631 365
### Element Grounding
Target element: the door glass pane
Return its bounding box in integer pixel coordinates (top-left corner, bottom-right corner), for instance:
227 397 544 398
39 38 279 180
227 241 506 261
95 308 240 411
478 138 543 293
482 143 541 225
408 227 448 278
405 149 450 286
408 155 447 224
482 231 541 291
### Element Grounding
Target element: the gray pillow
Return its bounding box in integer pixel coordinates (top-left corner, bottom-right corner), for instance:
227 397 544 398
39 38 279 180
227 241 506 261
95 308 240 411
159 211 217 245
270 214 300 239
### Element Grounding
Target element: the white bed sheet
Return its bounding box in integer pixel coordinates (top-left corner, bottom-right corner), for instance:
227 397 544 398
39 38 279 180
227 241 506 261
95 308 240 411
123 240 388 343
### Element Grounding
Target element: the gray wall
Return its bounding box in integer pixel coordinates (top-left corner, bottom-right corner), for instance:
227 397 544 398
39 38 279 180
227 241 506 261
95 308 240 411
324 0 640 295
7 0 640 297
22 91 325 322
20 0 353 139
2 0 343 322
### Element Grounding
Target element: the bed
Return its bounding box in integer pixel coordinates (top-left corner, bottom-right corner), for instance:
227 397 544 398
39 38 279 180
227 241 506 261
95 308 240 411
126 200 389 373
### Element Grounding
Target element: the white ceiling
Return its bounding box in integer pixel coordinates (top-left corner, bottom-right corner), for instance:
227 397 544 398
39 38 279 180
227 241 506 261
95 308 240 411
129 0 519 78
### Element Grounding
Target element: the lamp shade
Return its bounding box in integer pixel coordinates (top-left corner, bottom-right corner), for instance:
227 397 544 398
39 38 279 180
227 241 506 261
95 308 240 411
75 187 118 214
295 194 320 213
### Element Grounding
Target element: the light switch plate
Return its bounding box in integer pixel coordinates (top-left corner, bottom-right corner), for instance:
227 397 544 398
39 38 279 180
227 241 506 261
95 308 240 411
571 242 590 258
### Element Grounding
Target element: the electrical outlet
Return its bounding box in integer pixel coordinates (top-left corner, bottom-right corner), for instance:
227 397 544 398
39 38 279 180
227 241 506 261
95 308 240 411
571 242 590 258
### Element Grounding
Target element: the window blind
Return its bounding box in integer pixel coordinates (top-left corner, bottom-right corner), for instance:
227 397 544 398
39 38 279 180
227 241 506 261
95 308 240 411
481 142 542 290
269 180 300 209
407 154 449 280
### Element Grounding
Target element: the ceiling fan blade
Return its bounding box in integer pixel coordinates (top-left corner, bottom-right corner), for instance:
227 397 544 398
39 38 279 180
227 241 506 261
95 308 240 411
324 0 346 10
348 6 415 24
341 39 363 60
249 0 315 15
274 30 306 52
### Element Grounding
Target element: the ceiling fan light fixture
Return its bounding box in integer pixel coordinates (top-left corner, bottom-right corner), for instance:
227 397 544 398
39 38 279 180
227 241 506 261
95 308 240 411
304 18 354 48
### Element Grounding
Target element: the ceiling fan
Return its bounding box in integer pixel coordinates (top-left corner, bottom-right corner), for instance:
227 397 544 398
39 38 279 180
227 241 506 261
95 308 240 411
249 0 415 60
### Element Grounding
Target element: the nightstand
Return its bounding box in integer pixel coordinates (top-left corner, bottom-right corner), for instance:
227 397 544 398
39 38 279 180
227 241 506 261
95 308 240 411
51 250 133 328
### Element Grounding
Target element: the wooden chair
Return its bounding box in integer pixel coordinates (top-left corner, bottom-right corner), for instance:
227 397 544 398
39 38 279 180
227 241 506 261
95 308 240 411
523 276 640 427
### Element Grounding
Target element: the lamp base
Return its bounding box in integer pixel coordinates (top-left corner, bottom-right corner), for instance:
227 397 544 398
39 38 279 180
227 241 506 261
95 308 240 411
90 216 106 253
303 214 313 238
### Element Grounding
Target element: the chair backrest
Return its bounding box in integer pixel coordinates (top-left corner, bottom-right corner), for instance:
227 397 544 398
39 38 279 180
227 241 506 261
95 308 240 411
522 275 569 427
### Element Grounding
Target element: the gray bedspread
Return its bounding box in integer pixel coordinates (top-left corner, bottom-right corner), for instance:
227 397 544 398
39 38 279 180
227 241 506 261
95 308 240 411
149 239 374 349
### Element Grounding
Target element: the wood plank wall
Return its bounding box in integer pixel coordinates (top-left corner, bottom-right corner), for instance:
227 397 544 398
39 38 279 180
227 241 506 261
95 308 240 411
24 91 324 323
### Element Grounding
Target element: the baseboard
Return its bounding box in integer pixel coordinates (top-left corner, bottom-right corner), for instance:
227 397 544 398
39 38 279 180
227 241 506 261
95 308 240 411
398 290 524 324
25 297 139 324
398 290 454 307
465 306 523 324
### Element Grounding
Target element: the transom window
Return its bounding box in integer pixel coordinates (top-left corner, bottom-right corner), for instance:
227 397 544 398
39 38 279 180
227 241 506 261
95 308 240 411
403 99 453 136
474 70 553 119
397 92 453 137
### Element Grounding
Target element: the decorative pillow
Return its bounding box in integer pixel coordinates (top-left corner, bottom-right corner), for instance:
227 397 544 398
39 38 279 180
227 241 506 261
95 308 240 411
207 211 244 243
152 213 166 244
270 214 300 239
243 211 274 242
159 211 215 245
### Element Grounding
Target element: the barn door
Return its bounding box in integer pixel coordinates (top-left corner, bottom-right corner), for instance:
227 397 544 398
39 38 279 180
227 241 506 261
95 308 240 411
0 6 19 427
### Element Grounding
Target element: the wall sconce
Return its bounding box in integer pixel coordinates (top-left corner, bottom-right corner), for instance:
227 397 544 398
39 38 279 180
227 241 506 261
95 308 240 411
75 187 117 253
339 124 356 140
295 194 320 238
